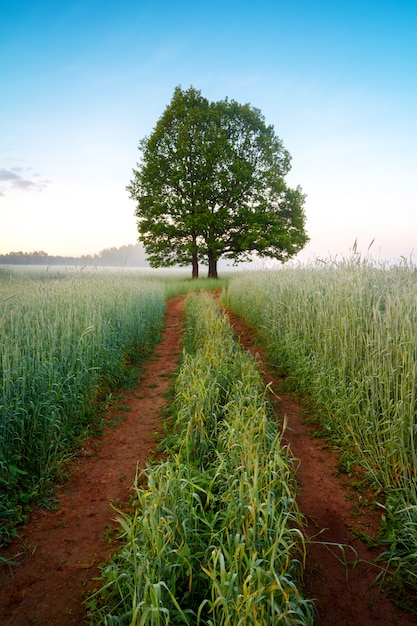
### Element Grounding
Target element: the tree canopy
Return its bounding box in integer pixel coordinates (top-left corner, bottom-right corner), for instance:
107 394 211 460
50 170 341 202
127 86 308 278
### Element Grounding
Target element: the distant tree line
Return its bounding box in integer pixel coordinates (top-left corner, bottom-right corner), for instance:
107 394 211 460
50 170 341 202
0 243 149 267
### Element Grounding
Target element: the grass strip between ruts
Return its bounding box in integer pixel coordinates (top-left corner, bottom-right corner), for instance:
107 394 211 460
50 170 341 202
87 292 314 625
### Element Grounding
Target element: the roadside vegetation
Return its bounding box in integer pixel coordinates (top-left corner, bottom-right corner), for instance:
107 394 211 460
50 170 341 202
87 292 313 625
0 268 166 543
223 256 417 596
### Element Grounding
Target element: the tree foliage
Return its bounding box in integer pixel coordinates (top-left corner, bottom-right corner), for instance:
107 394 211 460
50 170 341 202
128 86 308 278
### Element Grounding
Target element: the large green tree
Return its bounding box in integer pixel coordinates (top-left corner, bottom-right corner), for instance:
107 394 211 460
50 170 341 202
127 86 308 278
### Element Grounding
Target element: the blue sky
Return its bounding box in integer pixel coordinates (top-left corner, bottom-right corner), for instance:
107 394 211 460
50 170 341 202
1 0 416 263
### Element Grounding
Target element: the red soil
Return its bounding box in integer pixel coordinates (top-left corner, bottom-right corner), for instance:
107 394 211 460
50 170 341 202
0 294 415 625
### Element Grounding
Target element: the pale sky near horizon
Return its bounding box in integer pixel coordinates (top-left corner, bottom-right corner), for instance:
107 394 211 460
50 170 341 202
1 0 417 264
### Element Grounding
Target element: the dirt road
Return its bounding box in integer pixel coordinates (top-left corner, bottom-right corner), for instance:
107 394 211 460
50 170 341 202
1 295 415 625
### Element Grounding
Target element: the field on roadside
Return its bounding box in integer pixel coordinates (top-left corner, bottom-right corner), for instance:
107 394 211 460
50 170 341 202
0 267 167 542
224 257 417 590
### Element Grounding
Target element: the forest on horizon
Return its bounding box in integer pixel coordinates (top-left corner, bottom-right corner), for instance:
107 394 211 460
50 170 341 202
0 243 149 267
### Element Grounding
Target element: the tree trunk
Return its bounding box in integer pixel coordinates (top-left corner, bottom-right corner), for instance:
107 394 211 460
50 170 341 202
192 254 199 279
207 250 218 279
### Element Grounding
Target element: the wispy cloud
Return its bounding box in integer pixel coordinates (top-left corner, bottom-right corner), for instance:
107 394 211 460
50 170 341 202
0 167 50 195
0 168 20 182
